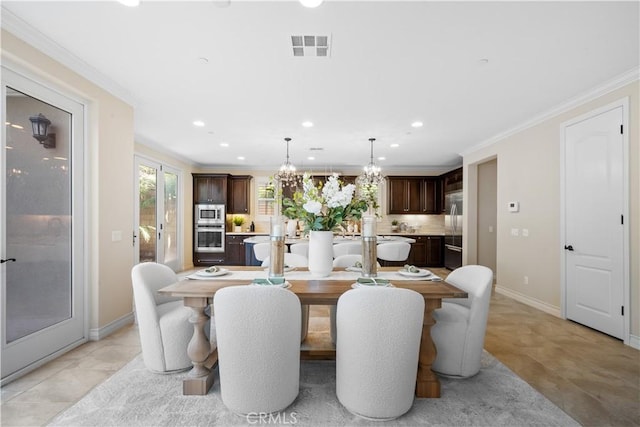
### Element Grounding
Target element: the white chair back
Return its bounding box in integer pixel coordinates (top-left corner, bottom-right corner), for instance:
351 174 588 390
332 241 362 258
131 262 194 373
289 242 309 258
332 254 363 268
253 242 270 262
336 287 424 420
376 241 411 262
432 265 493 378
261 253 309 268
214 286 301 414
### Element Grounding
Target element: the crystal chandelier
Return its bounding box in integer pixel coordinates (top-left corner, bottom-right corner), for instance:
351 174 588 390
275 137 300 187
356 138 384 186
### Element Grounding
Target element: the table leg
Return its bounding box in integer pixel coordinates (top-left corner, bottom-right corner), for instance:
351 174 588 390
416 298 442 398
183 296 216 395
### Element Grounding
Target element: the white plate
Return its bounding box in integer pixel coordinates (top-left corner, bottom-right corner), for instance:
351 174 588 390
252 281 291 289
195 268 230 277
398 269 431 278
345 266 362 272
263 267 296 272
351 282 394 289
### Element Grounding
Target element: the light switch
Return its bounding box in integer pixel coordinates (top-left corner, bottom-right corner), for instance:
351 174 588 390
522 228 529 237
489 226 494 233
511 228 519 237
112 230 122 242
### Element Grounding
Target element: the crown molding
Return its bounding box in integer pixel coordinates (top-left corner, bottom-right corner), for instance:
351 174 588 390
135 134 200 167
1 6 137 107
460 67 640 158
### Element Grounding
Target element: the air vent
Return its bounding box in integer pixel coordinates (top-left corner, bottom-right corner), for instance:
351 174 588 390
290 34 332 57
309 147 324 151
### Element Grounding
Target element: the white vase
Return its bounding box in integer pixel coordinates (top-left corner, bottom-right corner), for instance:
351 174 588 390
308 230 334 277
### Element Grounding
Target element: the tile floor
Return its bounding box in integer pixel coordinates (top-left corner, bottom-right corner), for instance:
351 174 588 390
1 289 639 426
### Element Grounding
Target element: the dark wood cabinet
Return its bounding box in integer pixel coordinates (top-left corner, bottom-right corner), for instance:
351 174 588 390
228 175 251 214
388 177 439 214
408 235 443 267
193 252 225 266
439 167 463 212
193 174 227 204
225 234 247 265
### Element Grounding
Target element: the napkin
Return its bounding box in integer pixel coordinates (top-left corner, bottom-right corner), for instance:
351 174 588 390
252 277 286 286
205 266 220 273
356 277 391 286
402 264 420 273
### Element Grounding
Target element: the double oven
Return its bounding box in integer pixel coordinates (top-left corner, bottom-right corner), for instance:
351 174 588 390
194 204 225 253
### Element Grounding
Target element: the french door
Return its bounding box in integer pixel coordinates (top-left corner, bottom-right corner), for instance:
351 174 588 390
1 68 85 382
134 156 181 270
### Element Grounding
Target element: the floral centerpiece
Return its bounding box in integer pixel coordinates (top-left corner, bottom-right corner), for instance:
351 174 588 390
282 173 369 232
283 173 370 277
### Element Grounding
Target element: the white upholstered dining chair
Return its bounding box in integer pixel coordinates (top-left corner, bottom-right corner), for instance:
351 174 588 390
376 241 411 262
260 252 309 341
336 287 425 420
252 242 270 263
131 262 215 373
431 265 493 378
332 241 362 258
289 242 309 258
214 285 301 415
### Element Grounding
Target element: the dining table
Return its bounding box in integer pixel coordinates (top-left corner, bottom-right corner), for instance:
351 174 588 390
158 266 467 398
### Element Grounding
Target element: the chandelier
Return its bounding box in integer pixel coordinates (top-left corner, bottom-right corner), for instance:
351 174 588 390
356 138 384 186
274 137 301 188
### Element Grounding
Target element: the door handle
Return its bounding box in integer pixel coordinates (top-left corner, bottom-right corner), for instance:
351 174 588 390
564 245 574 251
1 258 16 263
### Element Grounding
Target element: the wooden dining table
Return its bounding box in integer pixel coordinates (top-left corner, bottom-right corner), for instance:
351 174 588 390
158 266 467 398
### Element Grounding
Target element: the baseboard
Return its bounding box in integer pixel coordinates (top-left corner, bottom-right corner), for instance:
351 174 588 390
89 312 135 341
629 334 640 350
494 285 562 318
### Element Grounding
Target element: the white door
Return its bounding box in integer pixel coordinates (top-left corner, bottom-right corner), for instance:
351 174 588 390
1 68 86 381
563 103 626 340
134 157 180 270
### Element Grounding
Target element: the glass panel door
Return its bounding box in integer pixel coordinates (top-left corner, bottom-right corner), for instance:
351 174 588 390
2 68 85 382
134 157 180 270
138 164 157 263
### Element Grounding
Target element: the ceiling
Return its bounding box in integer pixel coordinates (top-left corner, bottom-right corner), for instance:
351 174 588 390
2 1 638 174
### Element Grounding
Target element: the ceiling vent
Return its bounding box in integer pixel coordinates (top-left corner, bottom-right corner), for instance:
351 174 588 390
291 34 331 57
309 147 324 151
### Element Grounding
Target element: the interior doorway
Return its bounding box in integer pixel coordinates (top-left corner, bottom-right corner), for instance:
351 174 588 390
477 158 497 283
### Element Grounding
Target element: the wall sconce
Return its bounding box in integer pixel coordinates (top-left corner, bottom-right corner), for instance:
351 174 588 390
29 113 56 149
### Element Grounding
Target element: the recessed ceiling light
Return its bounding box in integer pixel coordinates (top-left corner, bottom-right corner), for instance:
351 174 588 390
411 121 423 128
299 0 323 8
378 157 386 161
390 143 400 148
193 120 205 127
307 156 315 160
220 142 229 147
237 156 245 160
302 121 314 128
117 0 140 7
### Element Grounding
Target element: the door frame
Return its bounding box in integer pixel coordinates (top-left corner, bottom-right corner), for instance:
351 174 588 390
1 64 89 383
559 97 630 345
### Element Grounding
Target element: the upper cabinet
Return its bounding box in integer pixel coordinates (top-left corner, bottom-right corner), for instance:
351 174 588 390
442 167 463 193
193 174 228 204
228 175 252 214
387 177 440 214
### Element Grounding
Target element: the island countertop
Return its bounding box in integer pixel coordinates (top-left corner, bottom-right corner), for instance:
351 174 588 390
242 235 419 244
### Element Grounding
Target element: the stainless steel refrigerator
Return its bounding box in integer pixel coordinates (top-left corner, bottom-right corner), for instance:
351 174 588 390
444 191 463 270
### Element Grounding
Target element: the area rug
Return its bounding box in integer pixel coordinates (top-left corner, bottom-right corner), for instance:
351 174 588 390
48 352 578 426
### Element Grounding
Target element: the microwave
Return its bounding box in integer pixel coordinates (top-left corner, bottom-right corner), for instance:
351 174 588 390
195 204 225 225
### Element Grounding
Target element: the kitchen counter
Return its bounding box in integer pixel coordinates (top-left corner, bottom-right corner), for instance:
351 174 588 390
242 235 417 244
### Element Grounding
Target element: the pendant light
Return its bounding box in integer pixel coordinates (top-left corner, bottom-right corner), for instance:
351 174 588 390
356 138 384 186
275 137 300 188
